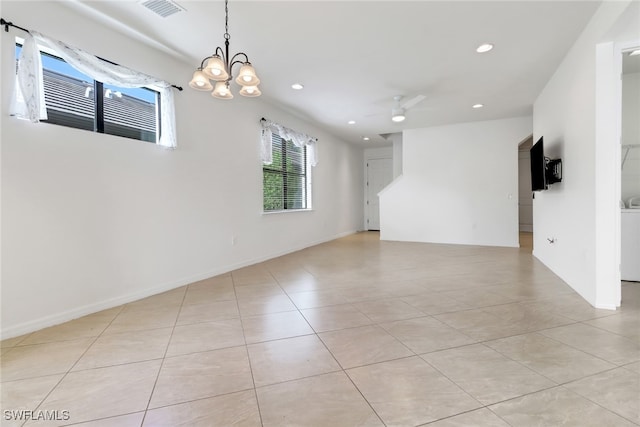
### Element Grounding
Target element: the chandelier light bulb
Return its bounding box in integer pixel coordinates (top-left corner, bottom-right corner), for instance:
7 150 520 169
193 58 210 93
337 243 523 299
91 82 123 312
235 63 260 87
212 81 234 99
239 85 261 97
189 69 213 91
203 56 228 81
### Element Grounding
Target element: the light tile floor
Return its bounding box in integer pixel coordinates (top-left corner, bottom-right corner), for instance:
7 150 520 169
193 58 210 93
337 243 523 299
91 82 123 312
1 232 639 426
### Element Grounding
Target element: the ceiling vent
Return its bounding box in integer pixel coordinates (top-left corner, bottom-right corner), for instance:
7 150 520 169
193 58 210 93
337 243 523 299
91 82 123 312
140 0 185 18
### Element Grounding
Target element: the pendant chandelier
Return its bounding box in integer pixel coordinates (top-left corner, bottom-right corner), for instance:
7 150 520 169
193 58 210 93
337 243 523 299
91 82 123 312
189 0 261 99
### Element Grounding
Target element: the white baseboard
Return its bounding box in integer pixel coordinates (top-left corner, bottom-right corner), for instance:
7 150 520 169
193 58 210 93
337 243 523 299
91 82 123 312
1 229 359 340
594 303 618 311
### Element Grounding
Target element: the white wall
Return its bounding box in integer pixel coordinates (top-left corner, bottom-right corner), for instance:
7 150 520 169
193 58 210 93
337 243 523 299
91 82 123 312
0 1 364 338
392 140 403 179
364 147 393 161
621 72 640 202
385 133 403 179
380 116 532 247
533 0 640 308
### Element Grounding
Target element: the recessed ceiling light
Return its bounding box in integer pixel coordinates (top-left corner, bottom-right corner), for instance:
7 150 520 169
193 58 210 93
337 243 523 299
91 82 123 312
348 120 356 125
291 83 304 90
472 103 484 109
476 43 494 53
363 137 370 141
629 50 640 56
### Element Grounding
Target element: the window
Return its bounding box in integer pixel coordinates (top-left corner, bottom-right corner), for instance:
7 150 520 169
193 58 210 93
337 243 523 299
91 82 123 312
15 44 160 143
263 133 310 211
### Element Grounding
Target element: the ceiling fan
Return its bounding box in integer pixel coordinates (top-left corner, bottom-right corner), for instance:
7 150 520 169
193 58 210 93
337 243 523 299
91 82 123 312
391 94 426 122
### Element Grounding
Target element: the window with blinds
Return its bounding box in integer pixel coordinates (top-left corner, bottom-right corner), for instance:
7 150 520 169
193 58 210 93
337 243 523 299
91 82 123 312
15 43 159 143
263 133 309 211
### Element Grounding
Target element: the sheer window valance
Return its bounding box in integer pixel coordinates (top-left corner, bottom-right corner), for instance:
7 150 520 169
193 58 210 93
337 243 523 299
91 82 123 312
11 31 177 148
260 118 317 167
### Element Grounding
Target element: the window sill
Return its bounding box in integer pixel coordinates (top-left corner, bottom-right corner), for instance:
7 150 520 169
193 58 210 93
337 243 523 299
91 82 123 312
262 209 314 215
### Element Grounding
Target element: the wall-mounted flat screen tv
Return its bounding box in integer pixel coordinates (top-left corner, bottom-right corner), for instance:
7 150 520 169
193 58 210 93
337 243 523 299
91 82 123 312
530 137 547 191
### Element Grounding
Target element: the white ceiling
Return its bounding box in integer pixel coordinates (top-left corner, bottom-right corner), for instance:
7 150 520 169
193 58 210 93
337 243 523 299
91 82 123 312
63 0 601 146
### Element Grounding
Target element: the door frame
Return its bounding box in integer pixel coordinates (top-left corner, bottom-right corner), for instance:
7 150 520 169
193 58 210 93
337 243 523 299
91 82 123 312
594 38 639 309
517 137 534 234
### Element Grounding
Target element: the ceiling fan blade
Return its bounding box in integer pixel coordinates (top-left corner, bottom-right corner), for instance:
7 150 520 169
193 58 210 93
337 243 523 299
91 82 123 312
401 95 426 110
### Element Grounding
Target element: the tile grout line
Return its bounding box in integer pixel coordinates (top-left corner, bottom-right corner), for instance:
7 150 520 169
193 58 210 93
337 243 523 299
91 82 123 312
269 267 389 426
578 316 640 341
415 406 513 426
139 286 188 427
414 346 488 416
313 323 389 426
556 383 640 426
20 304 126 427
233 270 266 427
533 323 638 368
482 330 627 386
482 383 636 426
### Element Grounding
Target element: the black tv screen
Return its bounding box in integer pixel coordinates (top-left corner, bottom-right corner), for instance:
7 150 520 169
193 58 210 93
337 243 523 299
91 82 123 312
530 137 547 191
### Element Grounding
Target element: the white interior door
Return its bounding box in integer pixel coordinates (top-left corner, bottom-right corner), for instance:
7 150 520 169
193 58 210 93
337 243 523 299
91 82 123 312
367 158 393 230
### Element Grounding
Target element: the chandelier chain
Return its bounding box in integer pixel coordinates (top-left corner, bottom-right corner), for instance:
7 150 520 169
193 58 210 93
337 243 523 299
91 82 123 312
224 0 229 39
